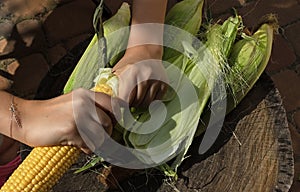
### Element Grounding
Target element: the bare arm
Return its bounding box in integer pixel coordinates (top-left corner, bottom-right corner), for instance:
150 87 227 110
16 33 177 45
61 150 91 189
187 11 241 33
0 89 117 153
112 0 169 108
127 0 168 56
0 91 17 138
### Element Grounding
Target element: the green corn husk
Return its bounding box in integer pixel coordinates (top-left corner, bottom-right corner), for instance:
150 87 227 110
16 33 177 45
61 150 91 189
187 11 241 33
63 3 130 94
104 3 131 66
163 0 204 60
192 16 242 137
227 23 274 108
220 15 243 58
114 14 243 172
165 0 204 35
196 20 276 136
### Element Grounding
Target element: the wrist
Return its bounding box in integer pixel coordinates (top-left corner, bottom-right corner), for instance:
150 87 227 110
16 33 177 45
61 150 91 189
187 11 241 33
125 45 163 60
18 94 73 147
9 97 33 144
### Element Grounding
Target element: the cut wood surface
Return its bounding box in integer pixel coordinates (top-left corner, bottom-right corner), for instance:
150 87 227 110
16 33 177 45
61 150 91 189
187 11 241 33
158 74 294 192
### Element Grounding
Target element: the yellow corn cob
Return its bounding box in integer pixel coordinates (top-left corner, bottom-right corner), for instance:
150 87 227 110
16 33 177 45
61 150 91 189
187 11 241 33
91 83 113 96
0 146 80 192
1 83 113 192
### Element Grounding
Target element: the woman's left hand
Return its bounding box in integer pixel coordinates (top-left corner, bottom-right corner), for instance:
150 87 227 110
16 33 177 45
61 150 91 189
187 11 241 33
112 45 168 108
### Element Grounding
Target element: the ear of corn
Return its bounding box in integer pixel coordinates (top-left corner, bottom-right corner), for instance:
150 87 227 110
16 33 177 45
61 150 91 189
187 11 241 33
165 0 203 35
227 22 274 108
163 0 204 60
196 18 276 137
0 146 80 192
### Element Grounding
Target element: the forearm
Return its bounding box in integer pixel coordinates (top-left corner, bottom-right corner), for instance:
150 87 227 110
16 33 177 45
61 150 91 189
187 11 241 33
0 91 16 138
131 0 168 24
0 91 26 141
126 0 168 57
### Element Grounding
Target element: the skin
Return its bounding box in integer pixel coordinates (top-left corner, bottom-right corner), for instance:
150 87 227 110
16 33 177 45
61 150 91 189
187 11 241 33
0 90 118 155
112 0 168 108
0 0 168 164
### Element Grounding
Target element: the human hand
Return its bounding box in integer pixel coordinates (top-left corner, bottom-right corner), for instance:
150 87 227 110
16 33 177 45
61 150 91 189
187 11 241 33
13 89 121 153
112 45 168 108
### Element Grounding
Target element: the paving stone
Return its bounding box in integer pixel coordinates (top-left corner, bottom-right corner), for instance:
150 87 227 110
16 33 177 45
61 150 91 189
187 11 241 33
290 174 300 191
209 12 233 23
43 0 96 46
16 19 42 47
7 19 47 58
3 0 57 22
11 53 49 98
294 110 300 131
166 0 179 12
288 123 300 191
289 123 300 154
6 60 20 75
46 43 67 66
205 0 242 16
0 38 16 56
0 2 10 18
285 22 300 57
266 34 296 72
104 0 186 16
0 58 15 71
271 69 300 112
296 63 300 75
0 38 9 53
0 21 14 38
0 76 12 90
104 0 131 15
0 59 17 90
54 0 74 4
237 0 300 28
63 33 91 51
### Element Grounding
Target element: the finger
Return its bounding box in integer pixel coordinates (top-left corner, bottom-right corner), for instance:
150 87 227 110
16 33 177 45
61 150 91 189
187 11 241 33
133 80 149 107
79 111 112 152
80 147 92 154
155 82 169 100
78 139 93 154
140 81 160 107
95 107 113 136
115 68 137 104
128 86 137 107
92 91 126 123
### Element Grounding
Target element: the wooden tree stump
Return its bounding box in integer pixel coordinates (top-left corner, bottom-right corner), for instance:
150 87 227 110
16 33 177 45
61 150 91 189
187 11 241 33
155 74 294 192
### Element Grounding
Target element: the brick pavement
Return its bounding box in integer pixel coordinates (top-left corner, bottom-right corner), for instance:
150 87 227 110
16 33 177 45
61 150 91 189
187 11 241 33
0 0 299 191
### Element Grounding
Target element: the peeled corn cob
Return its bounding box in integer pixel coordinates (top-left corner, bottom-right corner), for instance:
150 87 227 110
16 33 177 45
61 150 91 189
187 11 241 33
0 146 80 192
0 83 114 192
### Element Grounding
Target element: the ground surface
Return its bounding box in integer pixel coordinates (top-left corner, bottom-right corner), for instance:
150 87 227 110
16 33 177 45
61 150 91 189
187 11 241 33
0 0 300 191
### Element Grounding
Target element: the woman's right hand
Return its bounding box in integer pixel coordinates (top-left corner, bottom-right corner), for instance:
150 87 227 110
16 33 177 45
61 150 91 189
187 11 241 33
13 88 121 153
